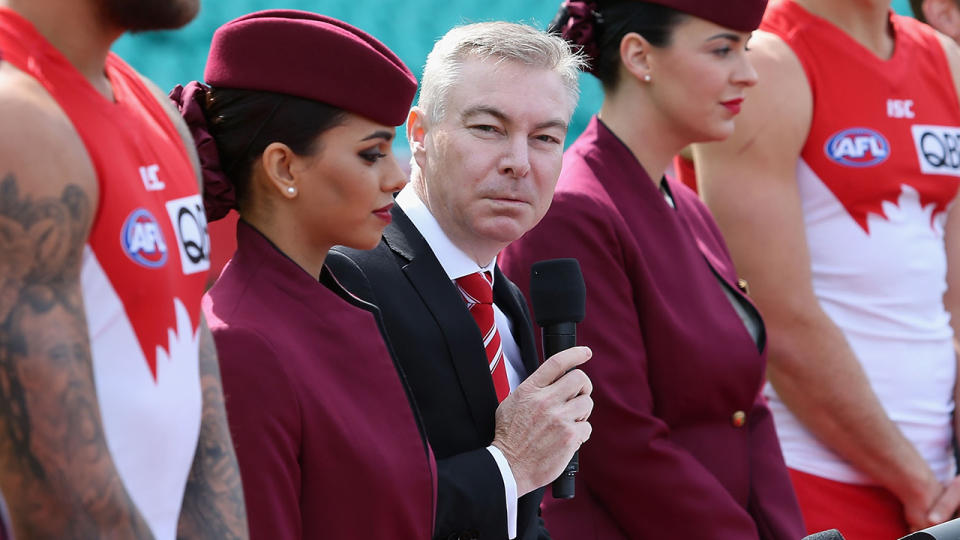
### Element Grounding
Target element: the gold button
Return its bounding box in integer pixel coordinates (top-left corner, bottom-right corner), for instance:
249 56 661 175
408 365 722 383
732 410 746 428
737 278 750 295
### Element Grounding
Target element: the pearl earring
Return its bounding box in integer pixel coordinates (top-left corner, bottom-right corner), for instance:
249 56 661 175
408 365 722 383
286 186 296 195
643 74 651 82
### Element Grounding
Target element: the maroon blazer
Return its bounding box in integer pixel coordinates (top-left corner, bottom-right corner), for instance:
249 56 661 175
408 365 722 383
500 118 804 539
204 221 436 539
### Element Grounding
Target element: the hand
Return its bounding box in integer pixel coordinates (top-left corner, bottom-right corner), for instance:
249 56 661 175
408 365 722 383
899 468 944 532
924 476 960 528
491 346 593 496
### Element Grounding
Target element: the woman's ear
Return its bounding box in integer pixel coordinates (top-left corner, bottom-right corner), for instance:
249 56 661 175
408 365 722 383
407 107 429 171
260 142 300 198
620 32 654 83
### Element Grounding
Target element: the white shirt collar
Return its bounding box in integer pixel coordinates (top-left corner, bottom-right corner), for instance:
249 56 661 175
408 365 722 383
396 185 497 282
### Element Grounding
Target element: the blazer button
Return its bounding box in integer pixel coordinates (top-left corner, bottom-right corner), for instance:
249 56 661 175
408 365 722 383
732 410 747 428
737 278 750 295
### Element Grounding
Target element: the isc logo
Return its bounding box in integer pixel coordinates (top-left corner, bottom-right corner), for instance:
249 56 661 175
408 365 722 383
824 128 890 167
887 99 915 119
121 208 168 268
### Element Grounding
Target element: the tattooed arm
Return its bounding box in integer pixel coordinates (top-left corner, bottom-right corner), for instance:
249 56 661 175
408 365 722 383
175 321 248 540
0 69 154 538
140 75 250 539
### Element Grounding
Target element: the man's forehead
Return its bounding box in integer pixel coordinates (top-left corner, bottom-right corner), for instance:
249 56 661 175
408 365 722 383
445 60 573 126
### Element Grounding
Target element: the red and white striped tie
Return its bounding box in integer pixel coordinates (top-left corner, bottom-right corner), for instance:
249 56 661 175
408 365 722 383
456 271 510 403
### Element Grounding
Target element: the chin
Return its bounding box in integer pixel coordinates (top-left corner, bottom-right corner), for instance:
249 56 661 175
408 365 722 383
343 230 385 251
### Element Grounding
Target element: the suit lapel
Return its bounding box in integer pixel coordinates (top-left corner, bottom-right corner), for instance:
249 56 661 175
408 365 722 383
384 208 499 438
493 267 540 374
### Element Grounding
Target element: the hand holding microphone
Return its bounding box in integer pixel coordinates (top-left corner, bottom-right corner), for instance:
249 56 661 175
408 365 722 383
489 259 592 498
530 258 587 499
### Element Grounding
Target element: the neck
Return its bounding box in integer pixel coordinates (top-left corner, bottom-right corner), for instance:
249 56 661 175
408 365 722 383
795 0 894 59
244 213 328 281
2 0 123 99
598 86 686 188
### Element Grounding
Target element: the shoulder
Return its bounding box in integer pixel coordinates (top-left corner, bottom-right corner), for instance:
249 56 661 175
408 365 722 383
932 31 960 106
0 62 98 271
131 68 202 184
742 29 812 135
329 240 399 281
325 248 381 305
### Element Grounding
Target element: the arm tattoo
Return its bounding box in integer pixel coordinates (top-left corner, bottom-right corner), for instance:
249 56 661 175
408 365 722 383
176 324 249 540
0 174 153 538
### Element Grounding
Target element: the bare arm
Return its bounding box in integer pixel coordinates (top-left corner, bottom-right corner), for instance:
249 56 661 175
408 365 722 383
693 31 942 529
137 75 250 540
0 68 153 538
922 31 960 524
175 321 248 539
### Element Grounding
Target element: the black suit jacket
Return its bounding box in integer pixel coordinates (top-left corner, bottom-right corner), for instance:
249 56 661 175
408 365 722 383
328 206 549 540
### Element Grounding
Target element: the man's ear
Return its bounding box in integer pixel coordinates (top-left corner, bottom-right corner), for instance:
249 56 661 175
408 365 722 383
407 107 429 170
619 32 654 83
259 142 300 199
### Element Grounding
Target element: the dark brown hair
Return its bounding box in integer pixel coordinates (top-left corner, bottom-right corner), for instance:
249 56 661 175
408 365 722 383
203 88 347 209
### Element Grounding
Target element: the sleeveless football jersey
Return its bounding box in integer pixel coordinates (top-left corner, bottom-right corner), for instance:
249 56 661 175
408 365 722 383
762 1 960 484
0 9 209 538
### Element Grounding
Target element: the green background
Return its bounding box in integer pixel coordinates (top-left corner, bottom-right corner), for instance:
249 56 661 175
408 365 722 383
113 0 916 149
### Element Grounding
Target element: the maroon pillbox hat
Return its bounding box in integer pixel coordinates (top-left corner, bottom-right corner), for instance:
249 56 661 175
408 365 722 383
204 9 417 126
644 0 768 31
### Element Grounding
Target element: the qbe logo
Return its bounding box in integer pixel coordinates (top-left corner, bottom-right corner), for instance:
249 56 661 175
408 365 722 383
121 208 168 268
911 125 960 178
165 195 210 275
824 128 890 167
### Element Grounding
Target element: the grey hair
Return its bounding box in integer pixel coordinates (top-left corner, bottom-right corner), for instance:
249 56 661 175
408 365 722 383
417 21 587 122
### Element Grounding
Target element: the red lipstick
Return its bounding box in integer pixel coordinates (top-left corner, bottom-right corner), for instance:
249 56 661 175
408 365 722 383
721 98 744 115
373 203 393 223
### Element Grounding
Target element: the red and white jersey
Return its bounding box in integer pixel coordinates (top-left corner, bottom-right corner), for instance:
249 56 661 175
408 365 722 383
0 9 208 538
762 1 960 484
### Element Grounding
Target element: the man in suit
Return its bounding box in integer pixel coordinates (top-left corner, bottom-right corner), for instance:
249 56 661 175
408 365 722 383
328 21 593 540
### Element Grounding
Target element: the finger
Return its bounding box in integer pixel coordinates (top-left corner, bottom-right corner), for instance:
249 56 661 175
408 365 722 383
562 394 594 423
549 369 592 401
525 346 592 388
574 420 592 446
928 478 960 524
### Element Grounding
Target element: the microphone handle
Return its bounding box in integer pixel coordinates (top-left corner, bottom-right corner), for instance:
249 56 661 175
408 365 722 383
543 322 578 499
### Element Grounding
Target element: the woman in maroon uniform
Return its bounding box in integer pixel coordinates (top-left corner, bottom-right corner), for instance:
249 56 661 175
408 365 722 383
500 0 805 538
172 10 434 539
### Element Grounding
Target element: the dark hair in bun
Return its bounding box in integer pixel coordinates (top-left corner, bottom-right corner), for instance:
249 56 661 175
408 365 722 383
550 0 687 90
170 82 346 221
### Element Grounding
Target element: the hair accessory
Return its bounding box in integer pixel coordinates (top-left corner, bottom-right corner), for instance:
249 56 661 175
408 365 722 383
552 0 603 75
204 9 417 126
169 81 236 222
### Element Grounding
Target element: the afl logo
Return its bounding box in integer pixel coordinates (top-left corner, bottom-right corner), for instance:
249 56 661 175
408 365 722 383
824 128 890 167
121 208 168 268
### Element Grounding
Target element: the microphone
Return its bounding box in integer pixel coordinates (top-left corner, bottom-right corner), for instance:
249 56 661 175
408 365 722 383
530 258 586 499
899 518 960 539
803 530 846 540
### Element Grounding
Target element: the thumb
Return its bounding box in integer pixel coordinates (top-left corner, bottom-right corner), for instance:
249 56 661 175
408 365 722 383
524 346 592 388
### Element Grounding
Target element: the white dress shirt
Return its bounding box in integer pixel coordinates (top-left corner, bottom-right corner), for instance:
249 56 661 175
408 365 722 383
396 186 525 539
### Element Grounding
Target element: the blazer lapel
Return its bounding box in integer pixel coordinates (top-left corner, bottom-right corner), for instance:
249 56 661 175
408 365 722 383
384 208 500 438
493 267 540 375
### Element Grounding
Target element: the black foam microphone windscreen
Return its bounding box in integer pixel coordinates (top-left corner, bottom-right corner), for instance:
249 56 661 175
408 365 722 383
530 258 586 499
803 530 846 540
530 258 586 327
899 517 960 539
